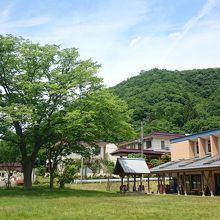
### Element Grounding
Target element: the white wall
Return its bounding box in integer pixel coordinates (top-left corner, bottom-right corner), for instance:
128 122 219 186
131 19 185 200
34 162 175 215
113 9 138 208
105 143 118 163
143 141 146 149
151 138 170 151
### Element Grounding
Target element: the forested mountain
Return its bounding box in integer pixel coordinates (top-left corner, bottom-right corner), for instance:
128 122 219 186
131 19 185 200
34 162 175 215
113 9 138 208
111 68 220 134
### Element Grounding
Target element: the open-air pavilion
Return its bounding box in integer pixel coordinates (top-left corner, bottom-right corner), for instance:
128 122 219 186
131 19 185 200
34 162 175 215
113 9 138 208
114 158 150 193
150 154 220 196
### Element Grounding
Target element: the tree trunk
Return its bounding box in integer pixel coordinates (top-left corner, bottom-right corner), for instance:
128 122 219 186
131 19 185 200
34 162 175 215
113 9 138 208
50 172 54 189
59 181 65 189
23 158 34 190
6 170 11 189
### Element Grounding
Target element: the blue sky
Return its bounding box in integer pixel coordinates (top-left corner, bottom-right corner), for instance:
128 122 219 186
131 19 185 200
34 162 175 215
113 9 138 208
0 0 220 86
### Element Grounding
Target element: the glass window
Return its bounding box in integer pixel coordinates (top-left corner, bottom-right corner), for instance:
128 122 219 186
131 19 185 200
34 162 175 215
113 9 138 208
161 141 165 150
195 142 199 155
191 174 201 191
146 141 152 149
207 140 211 153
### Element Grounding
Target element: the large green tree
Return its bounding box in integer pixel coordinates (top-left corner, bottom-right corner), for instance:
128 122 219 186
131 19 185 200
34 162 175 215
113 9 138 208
0 35 134 189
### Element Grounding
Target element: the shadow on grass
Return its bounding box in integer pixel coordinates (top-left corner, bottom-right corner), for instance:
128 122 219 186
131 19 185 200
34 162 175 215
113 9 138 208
0 185 118 199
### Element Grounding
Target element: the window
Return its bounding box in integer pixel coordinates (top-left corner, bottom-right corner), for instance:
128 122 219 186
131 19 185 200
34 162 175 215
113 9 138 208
161 141 165 150
195 142 199 155
191 174 201 191
146 141 152 149
207 140 211 153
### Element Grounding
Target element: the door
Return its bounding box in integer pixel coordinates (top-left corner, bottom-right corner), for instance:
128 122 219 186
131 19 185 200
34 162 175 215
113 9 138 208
215 173 220 195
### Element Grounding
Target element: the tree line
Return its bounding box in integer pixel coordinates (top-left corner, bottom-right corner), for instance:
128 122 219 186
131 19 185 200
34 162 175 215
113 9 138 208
111 68 220 134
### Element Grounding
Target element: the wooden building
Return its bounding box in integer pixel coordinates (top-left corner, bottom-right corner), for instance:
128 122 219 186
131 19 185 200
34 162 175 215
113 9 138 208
151 128 220 196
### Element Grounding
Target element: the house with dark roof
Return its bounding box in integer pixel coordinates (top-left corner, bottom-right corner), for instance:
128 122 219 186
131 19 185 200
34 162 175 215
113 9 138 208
151 128 220 196
111 132 184 159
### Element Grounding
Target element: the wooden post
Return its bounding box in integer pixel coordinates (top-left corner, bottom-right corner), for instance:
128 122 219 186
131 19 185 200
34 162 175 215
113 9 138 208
127 175 130 192
201 171 205 196
209 170 214 197
157 174 160 194
147 174 150 194
177 172 180 195
163 173 166 194
140 174 143 191
183 172 187 196
133 175 136 192
169 173 172 194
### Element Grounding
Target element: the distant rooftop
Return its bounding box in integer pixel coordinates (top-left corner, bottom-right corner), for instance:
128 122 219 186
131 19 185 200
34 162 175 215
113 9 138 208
118 132 185 146
0 162 22 172
111 148 164 156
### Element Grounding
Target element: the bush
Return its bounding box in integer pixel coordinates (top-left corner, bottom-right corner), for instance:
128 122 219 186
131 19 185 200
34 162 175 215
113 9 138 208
57 164 77 188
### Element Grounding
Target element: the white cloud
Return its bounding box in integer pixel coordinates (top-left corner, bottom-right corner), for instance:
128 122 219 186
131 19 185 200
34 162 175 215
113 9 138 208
0 0 220 87
0 2 14 32
129 36 142 47
165 0 218 58
10 16 50 28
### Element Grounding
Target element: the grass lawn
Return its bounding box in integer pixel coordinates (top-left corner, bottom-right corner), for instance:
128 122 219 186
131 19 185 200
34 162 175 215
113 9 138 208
0 182 220 220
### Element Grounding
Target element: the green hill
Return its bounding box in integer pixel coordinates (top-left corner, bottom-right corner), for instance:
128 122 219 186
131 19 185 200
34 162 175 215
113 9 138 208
111 68 220 134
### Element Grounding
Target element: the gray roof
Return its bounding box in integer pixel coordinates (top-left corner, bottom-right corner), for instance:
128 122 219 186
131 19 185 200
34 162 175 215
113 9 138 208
151 154 220 173
114 158 150 175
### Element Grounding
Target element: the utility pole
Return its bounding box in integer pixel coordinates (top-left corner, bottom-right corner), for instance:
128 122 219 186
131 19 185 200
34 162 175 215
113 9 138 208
140 120 144 158
80 156 83 184
140 120 144 192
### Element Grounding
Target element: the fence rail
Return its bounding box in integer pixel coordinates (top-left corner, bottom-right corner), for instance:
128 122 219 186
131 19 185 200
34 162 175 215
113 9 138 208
74 177 171 184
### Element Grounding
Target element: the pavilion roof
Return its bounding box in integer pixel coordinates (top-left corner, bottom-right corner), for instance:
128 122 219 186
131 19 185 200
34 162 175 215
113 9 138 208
114 158 150 175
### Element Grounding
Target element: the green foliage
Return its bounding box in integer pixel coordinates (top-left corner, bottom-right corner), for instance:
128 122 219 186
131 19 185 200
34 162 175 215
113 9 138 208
0 141 20 163
65 90 135 143
111 68 220 134
89 158 102 176
102 160 114 174
149 159 161 167
127 153 148 160
161 153 171 164
57 163 78 188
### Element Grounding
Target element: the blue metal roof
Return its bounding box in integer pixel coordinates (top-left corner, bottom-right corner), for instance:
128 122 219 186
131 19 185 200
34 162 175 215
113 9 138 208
171 127 220 143
150 154 220 173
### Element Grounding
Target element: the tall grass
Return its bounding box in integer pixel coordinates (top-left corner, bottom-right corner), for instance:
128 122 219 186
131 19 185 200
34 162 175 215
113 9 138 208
0 183 219 220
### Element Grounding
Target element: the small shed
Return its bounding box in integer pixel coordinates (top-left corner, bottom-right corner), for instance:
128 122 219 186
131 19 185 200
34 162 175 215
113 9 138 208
114 158 150 192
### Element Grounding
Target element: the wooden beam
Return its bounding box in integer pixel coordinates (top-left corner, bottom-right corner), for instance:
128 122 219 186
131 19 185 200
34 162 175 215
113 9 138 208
147 174 150 194
163 173 166 195
127 175 129 192
201 171 205 196
210 170 214 197
177 172 180 195
140 174 143 192
157 174 160 194
133 174 136 192
183 172 187 196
